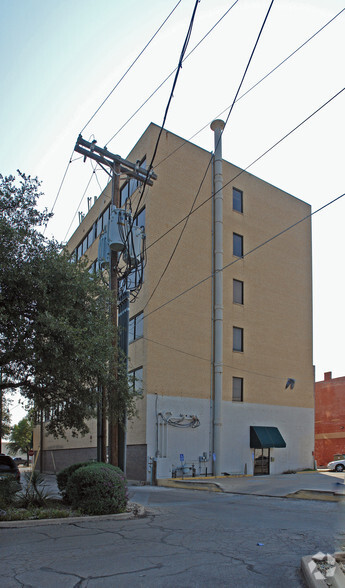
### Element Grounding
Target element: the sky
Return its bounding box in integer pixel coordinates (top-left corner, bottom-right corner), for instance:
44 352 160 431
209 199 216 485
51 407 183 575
1 0 344 424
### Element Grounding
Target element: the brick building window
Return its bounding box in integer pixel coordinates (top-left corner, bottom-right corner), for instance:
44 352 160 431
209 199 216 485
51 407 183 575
233 233 243 257
233 327 244 352
232 377 243 401
129 312 144 343
233 188 243 213
233 279 244 304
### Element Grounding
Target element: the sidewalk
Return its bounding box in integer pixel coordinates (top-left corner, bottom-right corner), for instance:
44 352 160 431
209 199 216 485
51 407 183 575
157 470 345 501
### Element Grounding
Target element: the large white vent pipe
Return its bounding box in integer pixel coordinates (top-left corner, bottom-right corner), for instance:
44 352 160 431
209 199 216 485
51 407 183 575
210 119 225 476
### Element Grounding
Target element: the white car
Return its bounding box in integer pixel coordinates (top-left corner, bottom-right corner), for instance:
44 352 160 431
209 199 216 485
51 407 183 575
327 459 345 472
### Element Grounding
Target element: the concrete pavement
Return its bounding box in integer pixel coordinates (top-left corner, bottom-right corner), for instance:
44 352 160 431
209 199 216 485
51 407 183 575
18 467 345 502
157 470 345 501
1 471 344 586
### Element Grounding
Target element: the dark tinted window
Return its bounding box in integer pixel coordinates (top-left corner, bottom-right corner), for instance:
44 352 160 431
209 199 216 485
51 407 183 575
233 377 243 401
233 327 243 352
233 233 243 257
233 279 244 304
233 188 243 213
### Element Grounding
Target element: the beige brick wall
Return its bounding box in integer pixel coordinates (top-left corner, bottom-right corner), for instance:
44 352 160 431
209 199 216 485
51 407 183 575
60 122 313 456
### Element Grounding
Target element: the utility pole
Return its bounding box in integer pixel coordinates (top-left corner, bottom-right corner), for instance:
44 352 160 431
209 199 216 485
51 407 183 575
108 160 120 466
74 135 157 467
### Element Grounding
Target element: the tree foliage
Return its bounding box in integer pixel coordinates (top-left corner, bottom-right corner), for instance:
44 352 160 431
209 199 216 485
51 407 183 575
0 394 11 439
0 172 136 437
7 417 33 458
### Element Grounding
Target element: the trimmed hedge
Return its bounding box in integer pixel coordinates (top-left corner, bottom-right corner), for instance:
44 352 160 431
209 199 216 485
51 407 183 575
57 461 123 498
65 464 128 515
57 461 91 496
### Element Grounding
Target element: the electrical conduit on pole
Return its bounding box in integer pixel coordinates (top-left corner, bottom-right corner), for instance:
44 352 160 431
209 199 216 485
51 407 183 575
210 119 225 476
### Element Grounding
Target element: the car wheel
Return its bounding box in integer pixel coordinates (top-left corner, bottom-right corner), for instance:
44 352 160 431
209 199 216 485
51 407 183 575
335 464 344 472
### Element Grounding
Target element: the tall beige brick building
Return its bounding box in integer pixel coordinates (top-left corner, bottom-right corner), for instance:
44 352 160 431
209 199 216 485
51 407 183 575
36 123 314 479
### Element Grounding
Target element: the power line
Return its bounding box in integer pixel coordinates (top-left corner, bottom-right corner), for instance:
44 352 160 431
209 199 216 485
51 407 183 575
80 0 183 135
63 159 107 242
143 0 275 310
63 0 202 249
116 0 200 272
65 0 238 245
43 150 74 234
48 6 343 241
45 1 183 235
153 7 344 171
142 336 309 384
63 172 95 243
143 190 345 320
105 1 240 146
145 87 345 254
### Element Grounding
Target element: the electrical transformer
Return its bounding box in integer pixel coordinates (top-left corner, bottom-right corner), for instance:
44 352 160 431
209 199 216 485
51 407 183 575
97 232 110 268
108 207 126 251
126 224 144 264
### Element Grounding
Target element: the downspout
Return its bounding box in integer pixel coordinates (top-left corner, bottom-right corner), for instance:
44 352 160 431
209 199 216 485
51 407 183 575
210 119 225 476
210 151 215 474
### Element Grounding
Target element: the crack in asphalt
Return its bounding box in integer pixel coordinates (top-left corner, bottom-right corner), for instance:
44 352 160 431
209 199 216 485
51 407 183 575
40 566 85 582
67 521 127 540
73 563 165 585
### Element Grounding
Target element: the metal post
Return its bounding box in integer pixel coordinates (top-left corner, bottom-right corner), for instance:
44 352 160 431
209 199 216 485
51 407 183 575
118 289 130 473
40 409 44 473
210 119 225 476
96 386 103 462
108 162 121 466
73 135 157 470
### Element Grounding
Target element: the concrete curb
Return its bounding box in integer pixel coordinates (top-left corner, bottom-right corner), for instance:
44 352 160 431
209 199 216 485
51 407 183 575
286 490 345 502
301 554 345 588
157 479 223 492
0 503 146 529
157 479 345 502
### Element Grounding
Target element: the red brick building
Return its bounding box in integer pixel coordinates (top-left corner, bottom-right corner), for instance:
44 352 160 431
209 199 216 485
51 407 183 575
315 372 345 467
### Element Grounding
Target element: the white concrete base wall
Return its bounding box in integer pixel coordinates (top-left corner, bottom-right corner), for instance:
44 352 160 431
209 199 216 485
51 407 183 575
220 402 314 476
146 394 314 480
146 395 213 479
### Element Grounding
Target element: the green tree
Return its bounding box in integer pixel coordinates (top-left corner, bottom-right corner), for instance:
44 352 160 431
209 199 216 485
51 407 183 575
0 391 12 442
7 417 32 463
0 172 136 438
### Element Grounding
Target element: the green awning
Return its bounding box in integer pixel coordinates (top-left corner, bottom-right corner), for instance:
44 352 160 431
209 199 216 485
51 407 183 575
250 426 286 449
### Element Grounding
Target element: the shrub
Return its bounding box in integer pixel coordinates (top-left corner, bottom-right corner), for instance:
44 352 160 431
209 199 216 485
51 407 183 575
65 464 128 515
0 476 20 509
58 461 123 502
57 462 92 496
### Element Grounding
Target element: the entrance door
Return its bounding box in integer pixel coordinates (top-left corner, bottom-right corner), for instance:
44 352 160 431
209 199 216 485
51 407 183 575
254 448 270 475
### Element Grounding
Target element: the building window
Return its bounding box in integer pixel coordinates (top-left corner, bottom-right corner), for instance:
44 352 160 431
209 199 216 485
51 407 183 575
82 235 88 255
233 279 244 304
97 214 103 237
129 366 143 394
126 265 144 290
129 312 144 344
233 188 243 213
233 327 243 352
232 377 243 402
87 228 93 249
233 233 243 257
102 205 110 230
120 157 146 207
134 207 145 229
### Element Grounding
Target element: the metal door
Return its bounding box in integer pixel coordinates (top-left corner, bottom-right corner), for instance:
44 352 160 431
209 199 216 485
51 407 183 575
254 448 270 475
